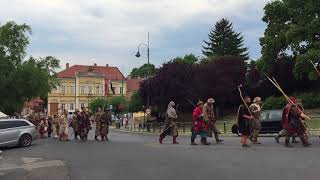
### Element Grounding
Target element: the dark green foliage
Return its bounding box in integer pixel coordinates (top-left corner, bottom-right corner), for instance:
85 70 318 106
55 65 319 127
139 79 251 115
171 54 198 64
0 21 60 115
129 63 158 79
202 18 249 61
128 92 144 112
260 0 320 80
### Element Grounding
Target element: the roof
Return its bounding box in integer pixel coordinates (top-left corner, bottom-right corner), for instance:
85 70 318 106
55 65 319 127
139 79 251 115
24 97 45 108
127 79 142 92
56 65 125 80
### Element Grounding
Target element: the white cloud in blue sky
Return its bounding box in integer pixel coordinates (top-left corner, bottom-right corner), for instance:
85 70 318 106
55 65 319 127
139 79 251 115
0 0 270 75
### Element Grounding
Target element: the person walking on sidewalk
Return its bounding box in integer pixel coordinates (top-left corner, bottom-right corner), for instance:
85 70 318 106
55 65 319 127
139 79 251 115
203 98 223 144
159 101 179 144
191 101 210 145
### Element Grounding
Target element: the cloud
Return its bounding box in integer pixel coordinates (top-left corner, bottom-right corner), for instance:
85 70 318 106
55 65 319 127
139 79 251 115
0 0 270 75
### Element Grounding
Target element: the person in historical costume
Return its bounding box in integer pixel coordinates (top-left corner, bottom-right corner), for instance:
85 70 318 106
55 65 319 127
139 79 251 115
70 109 80 140
78 107 91 141
203 98 223 144
59 109 70 141
94 108 103 141
47 115 53 138
52 115 59 138
191 101 210 145
249 97 262 144
275 97 300 144
159 101 179 144
238 96 254 147
100 108 112 141
281 98 310 147
39 115 48 138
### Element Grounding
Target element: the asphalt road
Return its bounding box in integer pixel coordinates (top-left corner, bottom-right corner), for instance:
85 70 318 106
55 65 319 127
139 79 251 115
1 129 320 180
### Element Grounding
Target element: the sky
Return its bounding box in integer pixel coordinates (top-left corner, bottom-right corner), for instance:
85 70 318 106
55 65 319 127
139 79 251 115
0 0 270 76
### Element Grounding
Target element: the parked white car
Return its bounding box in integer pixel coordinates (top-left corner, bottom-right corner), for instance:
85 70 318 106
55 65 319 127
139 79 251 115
0 119 38 147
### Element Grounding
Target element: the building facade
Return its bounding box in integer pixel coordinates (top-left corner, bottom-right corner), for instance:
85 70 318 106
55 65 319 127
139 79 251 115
48 64 127 116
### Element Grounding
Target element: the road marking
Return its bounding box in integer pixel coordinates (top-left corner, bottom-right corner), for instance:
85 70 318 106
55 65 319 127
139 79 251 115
22 157 43 164
0 160 65 171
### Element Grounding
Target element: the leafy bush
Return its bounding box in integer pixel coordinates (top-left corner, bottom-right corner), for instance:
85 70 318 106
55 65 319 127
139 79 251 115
263 92 320 110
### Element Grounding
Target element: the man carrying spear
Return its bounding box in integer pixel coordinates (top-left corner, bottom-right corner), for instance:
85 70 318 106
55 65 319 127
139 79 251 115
237 96 254 147
159 101 179 144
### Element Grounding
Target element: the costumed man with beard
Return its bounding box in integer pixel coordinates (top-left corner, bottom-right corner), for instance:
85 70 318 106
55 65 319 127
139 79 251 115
191 101 210 145
281 98 311 147
238 96 254 147
100 107 112 141
249 97 262 144
159 101 179 144
94 108 103 141
78 107 91 141
203 98 223 144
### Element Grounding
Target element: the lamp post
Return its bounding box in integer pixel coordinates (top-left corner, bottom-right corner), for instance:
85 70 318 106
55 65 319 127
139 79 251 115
135 32 150 108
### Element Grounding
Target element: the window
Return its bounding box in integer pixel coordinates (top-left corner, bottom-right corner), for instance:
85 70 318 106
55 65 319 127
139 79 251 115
111 87 116 94
80 103 85 108
88 85 93 95
70 85 75 94
80 85 84 94
61 84 66 94
0 121 29 129
96 85 100 95
120 87 124 95
70 103 74 110
61 103 66 110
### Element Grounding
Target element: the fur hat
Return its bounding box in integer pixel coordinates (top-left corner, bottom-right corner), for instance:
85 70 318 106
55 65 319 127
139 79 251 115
207 98 215 103
197 101 204 106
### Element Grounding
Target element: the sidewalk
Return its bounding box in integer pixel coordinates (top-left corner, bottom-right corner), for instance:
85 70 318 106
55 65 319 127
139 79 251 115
110 126 320 137
0 155 70 180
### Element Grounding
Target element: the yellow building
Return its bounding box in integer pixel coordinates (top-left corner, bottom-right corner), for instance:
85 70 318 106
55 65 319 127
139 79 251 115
48 63 127 116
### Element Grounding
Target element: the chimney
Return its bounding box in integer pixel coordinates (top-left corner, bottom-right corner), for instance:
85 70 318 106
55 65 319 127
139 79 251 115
106 64 109 67
66 63 69 69
94 63 97 67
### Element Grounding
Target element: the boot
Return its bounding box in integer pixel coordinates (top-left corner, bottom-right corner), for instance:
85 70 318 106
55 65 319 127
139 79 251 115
285 137 293 147
94 135 98 141
101 135 105 141
274 135 280 144
214 133 223 144
299 135 311 147
253 134 261 144
159 135 165 144
201 138 211 145
173 136 179 144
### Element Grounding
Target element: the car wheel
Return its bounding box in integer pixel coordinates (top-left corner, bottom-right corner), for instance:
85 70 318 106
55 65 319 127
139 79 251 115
19 134 32 147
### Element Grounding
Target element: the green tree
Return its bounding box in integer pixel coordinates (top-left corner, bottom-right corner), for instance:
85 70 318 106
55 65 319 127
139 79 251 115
172 54 198 64
0 21 60 115
129 63 158 79
109 96 128 113
260 0 320 80
202 18 249 61
89 98 109 113
128 92 143 112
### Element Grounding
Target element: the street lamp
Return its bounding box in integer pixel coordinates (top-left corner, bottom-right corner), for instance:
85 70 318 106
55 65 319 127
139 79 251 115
135 32 150 108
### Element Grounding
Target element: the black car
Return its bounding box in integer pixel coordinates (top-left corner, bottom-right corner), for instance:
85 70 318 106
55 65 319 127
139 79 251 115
232 110 282 135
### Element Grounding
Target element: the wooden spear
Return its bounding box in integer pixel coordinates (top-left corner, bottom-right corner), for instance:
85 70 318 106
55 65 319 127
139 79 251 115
237 85 254 117
309 60 320 78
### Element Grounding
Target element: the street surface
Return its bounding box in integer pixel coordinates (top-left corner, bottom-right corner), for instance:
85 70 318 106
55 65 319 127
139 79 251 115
1 128 320 180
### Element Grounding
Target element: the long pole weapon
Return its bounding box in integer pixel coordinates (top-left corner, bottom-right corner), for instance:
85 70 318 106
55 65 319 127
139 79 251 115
237 85 254 117
264 74 311 134
309 60 320 77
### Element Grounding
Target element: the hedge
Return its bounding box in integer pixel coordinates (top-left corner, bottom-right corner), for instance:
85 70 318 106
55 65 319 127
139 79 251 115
263 92 320 110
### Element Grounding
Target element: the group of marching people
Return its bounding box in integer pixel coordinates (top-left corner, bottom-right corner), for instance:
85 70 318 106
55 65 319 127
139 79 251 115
159 98 223 145
27 107 112 142
159 95 311 148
